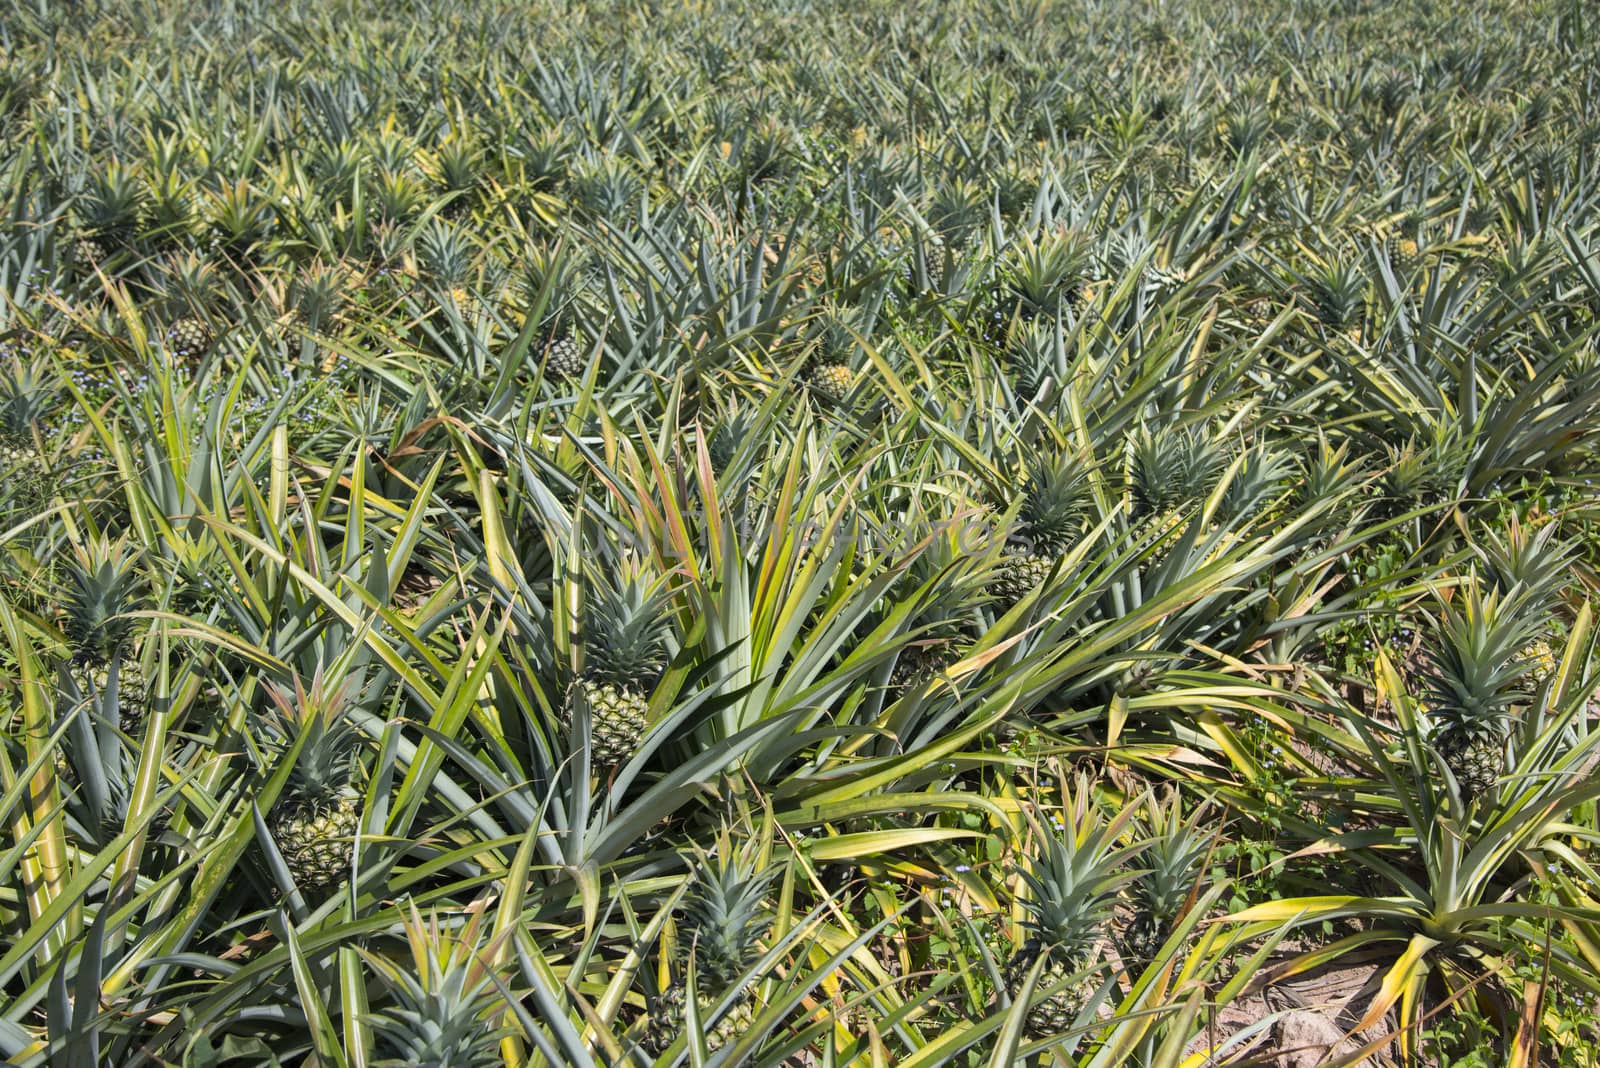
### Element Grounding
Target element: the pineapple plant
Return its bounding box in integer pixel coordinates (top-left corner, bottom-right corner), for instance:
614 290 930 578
1419 584 1541 801
1005 781 1142 1038
567 560 672 768
645 832 779 1056
265 677 365 892
994 450 1090 609
1006 318 1070 407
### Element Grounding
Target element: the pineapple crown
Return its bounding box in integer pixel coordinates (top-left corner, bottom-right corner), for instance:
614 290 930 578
1295 436 1363 507
677 834 779 991
1380 436 1460 509
62 539 145 665
414 217 477 288
1003 229 1092 317
1216 444 1292 523
1013 451 1090 556
1473 519 1574 616
1128 423 1224 516
1127 791 1215 922
290 261 352 327
928 177 987 248
265 674 363 808
1016 780 1145 964
428 136 483 194
77 160 147 233
1007 319 1069 404
0 359 53 441
703 407 756 473
362 900 509 1068
521 241 586 323
579 559 672 690
810 303 870 370
1302 258 1368 329
156 252 223 316
1421 582 1541 737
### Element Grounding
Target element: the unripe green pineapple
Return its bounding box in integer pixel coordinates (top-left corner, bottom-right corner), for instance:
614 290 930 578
1005 781 1140 1038
704 408 755 474
644 831 778 1056
994 451 1089 609
264 677 365 892
1119 791 1211 969
567 561 671 769
543 326 586 380
274 794 362 890
165 315 211 359
888 641 958 695
1420 584 1539 803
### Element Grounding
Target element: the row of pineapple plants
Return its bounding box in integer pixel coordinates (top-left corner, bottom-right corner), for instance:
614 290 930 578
3 0 1600 1064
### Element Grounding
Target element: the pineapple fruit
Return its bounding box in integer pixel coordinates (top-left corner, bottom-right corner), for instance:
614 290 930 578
1004 782 1138 1037
1119 791 1210 969
165 315 212 359
543 322 587 380
0 361 52 523
568 562 671 768
265 679 365 892
805 305 865 406
805 360 854 404
994 451 1089 609
645 834 778 1056
1420 584 1539 801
